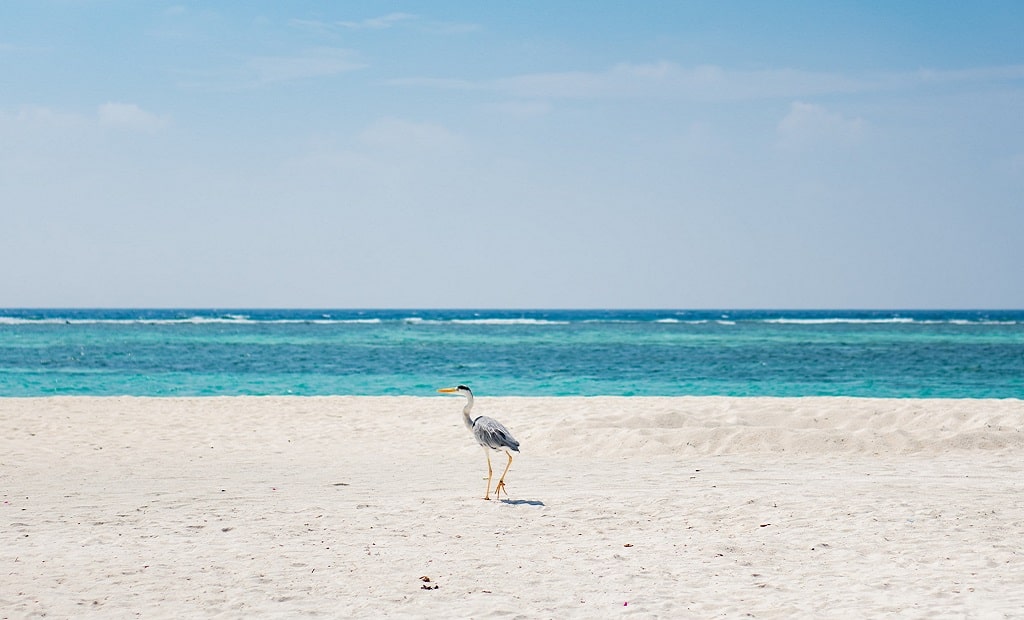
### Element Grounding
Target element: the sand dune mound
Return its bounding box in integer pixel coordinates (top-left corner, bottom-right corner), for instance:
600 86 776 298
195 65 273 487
509 397 1024 457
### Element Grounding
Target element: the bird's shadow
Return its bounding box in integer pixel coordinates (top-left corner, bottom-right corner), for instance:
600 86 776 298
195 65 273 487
500 498 545 506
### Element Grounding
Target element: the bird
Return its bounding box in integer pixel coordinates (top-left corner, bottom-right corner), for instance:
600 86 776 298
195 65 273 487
438 385 520 500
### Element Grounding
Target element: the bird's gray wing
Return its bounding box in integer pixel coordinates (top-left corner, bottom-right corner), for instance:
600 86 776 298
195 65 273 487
473 416 520 452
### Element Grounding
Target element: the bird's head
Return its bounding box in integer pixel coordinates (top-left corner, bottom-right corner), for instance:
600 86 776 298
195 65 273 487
438 385 472 397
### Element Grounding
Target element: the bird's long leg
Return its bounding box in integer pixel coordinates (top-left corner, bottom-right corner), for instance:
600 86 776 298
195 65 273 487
495 451 513 500
484 449 493 500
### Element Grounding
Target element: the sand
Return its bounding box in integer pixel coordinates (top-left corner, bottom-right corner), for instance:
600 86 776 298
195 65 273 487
2 396 1023 618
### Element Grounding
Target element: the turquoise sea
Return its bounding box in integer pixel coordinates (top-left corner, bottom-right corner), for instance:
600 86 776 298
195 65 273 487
1 309 1022 398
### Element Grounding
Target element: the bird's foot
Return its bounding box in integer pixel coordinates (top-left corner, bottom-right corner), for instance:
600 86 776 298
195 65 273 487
495 480 508 500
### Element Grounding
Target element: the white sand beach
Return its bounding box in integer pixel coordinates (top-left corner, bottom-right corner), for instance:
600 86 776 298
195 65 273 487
2 396 1023 618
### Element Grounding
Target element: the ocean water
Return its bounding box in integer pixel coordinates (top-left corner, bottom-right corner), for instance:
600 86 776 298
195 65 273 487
1 309 1022 398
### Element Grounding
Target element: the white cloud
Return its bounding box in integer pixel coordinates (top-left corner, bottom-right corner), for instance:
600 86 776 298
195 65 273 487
484 101 552 118
247 47 365 84
1 105 84 130
97 102 168 132
418 20 480 35
291 14 477 35
776 101 866 150
337 13 417 30
2 104 167 134
174 47 365 90
391 62 871 101
420 61 864 99
912 65 1024 84
390 62 1024 102
357 117 466 154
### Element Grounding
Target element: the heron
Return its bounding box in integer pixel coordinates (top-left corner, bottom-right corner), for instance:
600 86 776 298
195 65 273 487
438 385 520 500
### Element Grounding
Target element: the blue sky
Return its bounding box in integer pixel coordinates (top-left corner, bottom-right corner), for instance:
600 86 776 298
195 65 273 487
2 1 1022 308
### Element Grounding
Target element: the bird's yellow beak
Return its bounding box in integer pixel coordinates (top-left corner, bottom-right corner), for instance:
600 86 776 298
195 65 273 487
437 387 457 394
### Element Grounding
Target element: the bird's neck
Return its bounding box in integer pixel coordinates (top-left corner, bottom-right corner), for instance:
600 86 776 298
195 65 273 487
462 394 475 430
